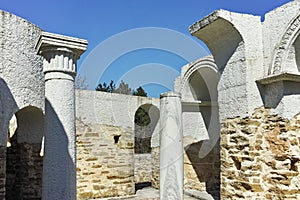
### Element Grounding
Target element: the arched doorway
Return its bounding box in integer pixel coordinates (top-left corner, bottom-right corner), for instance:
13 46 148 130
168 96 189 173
134 104 159 154
180 57 220 198
133 104 159 191
6 106 44 200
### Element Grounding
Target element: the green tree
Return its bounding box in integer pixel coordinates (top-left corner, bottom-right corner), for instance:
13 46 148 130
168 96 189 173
133 86 147 97
134 106 151 154
133 86 149 127
113 80 133 95
134 107 151 126
95 80 115 92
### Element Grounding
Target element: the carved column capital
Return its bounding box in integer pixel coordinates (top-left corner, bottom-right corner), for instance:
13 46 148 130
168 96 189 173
36 32 87 75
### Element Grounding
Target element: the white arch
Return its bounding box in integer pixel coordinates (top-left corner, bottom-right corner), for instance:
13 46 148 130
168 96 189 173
179 56 218 102
270 13 300 74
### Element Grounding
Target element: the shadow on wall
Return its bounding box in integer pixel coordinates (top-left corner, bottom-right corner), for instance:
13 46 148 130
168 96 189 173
193 18 243 74
185 139 220 200
257 81 300 108
0 78 18 200
184 105 220 200
0 78 44 200
0 78 18 146
6 106 44 200
43 99 76 199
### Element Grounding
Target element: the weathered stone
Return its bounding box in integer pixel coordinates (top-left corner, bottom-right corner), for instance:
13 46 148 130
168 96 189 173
76 120 135 199
159 92 183 200
221 107 300 199
1 1 300 200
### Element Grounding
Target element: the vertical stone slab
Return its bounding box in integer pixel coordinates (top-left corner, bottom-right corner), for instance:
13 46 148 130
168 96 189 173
159 92 183 200
36 32 87 200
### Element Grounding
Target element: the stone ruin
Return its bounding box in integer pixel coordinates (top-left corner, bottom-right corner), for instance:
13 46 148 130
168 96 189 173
0 1 300 199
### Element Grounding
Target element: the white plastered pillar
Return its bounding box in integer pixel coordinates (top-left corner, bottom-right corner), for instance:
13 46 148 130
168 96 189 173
36 32 87 200
159 92 183 200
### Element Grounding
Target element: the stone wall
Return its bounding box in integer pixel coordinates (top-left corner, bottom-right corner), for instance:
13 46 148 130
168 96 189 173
76 118 135 199
0 147 5 200
134 125 152 154
75 90 161 199
6 133 43 200
134 154 152 184
0 10 44 147
151 147 160 189
149 144 220 197
221 107 300 199
184 141 220 198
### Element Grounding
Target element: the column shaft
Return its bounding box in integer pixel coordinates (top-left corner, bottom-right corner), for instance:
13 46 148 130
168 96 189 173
43 72 76 200
159 92 183 200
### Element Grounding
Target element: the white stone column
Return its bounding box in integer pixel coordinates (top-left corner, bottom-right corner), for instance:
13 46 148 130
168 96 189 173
36 32 87 200
159 92 183 200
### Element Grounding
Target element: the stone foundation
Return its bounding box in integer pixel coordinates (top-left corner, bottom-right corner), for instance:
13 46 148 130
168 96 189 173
184 142 220 198
134 125 152 154
134 154 152 185
76 118 135 199
140 143 221 197
6 133 43 200
151 147 160 189
221 107 300 199
0 147 6 200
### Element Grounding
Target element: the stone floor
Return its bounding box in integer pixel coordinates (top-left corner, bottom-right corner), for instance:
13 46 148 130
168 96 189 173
95 187 214 200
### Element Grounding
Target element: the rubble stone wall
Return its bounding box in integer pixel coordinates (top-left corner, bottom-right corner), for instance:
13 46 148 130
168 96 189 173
221 107 300 199
151 147 160 189
184 142 220 198
75 90 161 199
6 133 43 200
76 118 135 199
0 147 6 200
134 154 152 184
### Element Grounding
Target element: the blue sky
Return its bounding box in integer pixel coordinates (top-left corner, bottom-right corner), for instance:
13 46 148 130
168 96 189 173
0 0 292 97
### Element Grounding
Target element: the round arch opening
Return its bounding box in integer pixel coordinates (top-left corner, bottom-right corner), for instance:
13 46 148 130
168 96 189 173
6 106 44 200
134 104 159 154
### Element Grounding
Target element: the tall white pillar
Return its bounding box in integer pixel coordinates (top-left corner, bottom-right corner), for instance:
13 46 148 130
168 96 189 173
36 32 87 200
160 92 183 200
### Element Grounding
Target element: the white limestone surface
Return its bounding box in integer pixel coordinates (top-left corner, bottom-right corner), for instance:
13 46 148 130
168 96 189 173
190 10 264 120
190 3 300 120
0 10 44 146
75 90 161 147
159 92 183 200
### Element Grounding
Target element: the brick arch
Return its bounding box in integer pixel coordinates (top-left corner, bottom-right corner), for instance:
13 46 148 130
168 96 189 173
270 14 300 74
